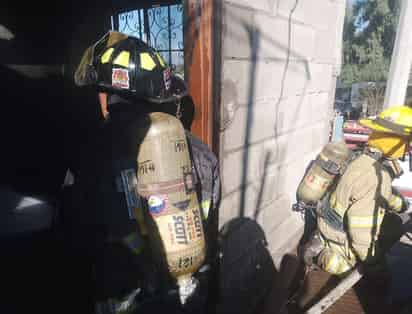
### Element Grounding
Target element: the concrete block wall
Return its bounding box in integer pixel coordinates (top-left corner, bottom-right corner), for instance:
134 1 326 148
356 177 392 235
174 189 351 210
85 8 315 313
218 0 346 267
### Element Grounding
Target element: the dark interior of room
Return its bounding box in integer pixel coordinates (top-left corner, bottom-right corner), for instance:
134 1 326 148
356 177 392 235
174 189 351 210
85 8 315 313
0 2 128 312
0 1 197 312
0 0 111 191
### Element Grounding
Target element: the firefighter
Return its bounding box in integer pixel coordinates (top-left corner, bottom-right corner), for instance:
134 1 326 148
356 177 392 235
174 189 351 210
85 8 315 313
301 105 412 277
66 31 220 314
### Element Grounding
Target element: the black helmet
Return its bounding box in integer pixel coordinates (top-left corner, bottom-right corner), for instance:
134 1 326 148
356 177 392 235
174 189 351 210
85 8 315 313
74 31 187 104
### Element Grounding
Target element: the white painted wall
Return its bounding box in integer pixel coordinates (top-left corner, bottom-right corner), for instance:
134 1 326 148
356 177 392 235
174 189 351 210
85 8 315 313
218 0 347 267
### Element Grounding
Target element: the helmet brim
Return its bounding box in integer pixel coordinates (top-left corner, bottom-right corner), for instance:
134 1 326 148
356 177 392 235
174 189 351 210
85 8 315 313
358 118 395 134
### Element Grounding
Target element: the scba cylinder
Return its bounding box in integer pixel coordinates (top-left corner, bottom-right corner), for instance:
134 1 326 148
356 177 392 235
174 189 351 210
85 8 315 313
297 142 352 205
136 112 206 303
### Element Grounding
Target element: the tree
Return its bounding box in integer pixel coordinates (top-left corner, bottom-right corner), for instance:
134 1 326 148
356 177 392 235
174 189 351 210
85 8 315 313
339 0 400 115
359 82 386 116
354 0 400 59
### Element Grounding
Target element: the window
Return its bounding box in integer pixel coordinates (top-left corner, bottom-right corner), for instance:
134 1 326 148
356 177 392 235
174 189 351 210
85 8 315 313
112 4 184 76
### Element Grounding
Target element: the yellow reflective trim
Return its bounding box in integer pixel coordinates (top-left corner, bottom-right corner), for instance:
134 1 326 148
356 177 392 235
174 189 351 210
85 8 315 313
334 203 347 218
325 254 339 274
330 193 337 207
201 200 211 219
140 52 156 70
371 243 376 257
155 52 166 67
348 213 384 228
326 239 357 268
389 195 402 211
101 48 114 64
325 253 351 275
337 259 351 274
329 192 347 217
113 51 130 68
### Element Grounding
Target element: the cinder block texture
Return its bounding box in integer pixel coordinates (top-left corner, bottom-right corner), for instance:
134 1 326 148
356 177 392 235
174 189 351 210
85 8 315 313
220 123 329 226
225 0 273 13
221 95 330 152
218 0 346 260
221 59 334 110
254 12 316 61
222 4 255 59
276 0 341 31
223 4 316 61
221 60 291 106
314 29 339 64
223 1 345 65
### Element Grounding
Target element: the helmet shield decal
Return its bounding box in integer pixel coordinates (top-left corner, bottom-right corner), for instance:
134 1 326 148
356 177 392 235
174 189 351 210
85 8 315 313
112 68 130 89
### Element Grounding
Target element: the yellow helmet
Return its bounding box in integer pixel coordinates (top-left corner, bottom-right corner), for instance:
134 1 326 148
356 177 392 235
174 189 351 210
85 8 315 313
359 105 412 136
359 105 412 158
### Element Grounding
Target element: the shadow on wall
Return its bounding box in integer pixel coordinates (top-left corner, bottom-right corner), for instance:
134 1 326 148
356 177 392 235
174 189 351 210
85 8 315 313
238 23 259 217
219 0 312 220
217 2 318 309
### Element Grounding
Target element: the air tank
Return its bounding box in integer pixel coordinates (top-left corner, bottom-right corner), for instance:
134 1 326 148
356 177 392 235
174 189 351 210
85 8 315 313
136 112 206 304
297 141 352 205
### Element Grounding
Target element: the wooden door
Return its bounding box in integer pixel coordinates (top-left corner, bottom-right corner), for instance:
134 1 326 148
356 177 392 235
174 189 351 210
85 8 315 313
184 0 215 149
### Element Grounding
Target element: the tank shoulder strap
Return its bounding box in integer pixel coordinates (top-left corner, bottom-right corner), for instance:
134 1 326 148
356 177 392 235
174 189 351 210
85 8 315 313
338 147 365 175
363 147 383 161
382 159 403 179
318 148 361 215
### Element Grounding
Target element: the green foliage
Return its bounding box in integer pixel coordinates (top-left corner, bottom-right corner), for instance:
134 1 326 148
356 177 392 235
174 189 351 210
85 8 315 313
340 0 400 86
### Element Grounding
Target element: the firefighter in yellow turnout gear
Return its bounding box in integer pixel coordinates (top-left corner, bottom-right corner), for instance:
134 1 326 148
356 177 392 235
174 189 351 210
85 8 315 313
300 105 412 276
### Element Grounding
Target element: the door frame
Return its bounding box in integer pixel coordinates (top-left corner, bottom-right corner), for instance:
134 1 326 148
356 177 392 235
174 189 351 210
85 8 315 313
184 0 220 153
